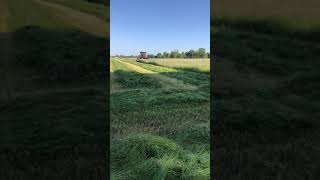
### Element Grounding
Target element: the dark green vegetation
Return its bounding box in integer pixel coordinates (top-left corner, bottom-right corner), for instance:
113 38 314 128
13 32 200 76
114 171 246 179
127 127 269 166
212 19 320 179
118 48 209 59
0 0 108 179
111 134 209 179
111 58 210 179
150 48 209 59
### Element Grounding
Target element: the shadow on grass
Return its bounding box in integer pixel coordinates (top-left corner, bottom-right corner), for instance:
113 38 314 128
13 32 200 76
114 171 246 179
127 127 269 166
212 19 320 130
13 26 108 82
212 20 320 180
0 26 109 179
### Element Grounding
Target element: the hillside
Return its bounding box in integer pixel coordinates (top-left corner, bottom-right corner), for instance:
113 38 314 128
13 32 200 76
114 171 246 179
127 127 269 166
0 0 109 179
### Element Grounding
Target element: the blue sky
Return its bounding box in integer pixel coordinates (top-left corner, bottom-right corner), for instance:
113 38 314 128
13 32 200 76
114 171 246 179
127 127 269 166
110 0 210 55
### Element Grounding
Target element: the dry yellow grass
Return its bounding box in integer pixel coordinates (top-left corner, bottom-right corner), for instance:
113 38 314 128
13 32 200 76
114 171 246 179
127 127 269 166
116 59 197 90
149 58 210 72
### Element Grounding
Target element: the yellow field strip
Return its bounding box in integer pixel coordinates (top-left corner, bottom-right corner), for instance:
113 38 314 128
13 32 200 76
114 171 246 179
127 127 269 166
115 59 197 90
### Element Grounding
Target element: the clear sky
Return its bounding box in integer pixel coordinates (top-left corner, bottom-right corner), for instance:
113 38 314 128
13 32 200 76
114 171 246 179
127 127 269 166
110 0 210 56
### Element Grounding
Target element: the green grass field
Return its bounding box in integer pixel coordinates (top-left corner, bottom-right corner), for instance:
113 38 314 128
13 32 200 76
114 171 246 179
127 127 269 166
111 58 210 179
212 2 320 179
0 0 108 179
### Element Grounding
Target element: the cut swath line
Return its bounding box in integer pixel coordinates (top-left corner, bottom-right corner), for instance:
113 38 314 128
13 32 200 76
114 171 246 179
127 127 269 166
115 59 197 90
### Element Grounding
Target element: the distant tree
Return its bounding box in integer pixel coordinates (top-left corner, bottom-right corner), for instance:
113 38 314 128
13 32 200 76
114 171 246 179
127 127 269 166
186 49 196 58
170 50 179 58
176 52 182 58
163 52 169 58
181 52 187 58
153 49 208 59
156 53 162 58
198 48 207 58
148 54 155 58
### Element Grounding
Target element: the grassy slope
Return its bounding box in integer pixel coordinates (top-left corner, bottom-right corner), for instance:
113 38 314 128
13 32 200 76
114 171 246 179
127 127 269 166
212 7 320 179
111 58 210 179
1 0 108 179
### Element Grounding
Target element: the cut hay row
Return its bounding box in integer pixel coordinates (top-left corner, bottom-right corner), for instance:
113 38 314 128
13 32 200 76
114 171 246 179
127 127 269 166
116 59 197 90
111 57 210 179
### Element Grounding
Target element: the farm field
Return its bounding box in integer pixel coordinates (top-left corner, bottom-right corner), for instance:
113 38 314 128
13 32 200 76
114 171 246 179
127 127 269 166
110 58 210 179
0 0 108 178
212 2 320 179
212 0 320 30
143 58 210 73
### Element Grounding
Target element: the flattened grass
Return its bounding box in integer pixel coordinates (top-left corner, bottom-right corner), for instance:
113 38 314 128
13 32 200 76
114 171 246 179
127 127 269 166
212 19 320 179
111 134 209 180
111 57 210 179
122 59 210 87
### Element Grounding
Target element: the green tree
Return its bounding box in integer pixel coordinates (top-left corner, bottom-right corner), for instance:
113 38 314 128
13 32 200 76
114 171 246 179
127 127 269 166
170 50 179 58
181 52 186 58
186 49 196 58
198 48 206 58
156 53 162 58
163 52 169 58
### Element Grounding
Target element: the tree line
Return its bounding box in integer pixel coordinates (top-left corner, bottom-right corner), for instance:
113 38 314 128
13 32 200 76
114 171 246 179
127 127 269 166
151 48 209 59
112 48 210 59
